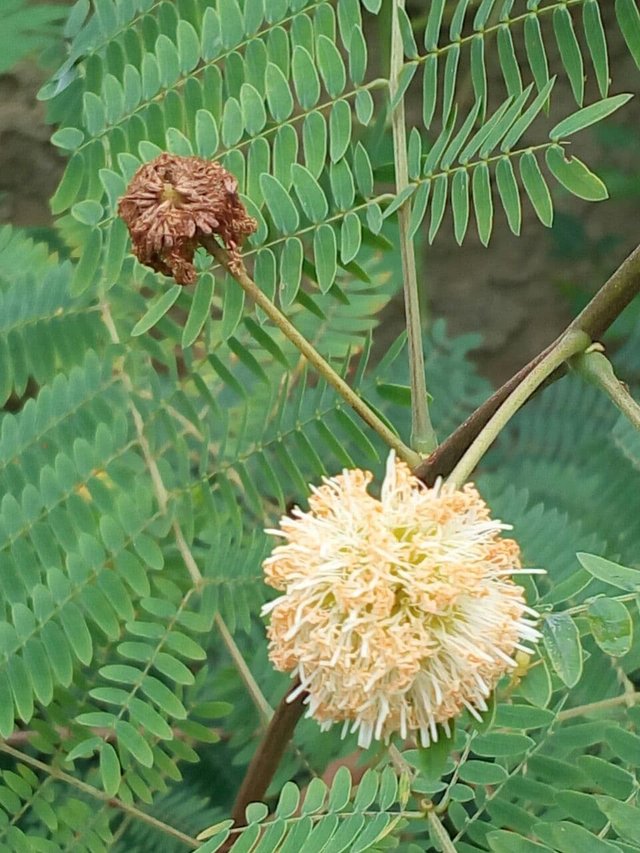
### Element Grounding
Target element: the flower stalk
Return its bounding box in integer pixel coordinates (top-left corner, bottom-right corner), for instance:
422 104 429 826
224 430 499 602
203 236 422 468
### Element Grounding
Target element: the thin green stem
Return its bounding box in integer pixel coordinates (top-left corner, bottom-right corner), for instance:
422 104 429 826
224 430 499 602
557 691 640 722
415 0 585 66
565 591 638 617
426 803 458 853
0 742 199 849
202 237 422 468
391 0 437 455
437 734 475 813
447 329 591 487
215 613 273 727
570 347 640 431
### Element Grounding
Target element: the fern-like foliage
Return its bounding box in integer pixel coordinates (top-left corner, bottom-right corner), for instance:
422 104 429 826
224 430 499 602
1 1 640 851
195 765 411 852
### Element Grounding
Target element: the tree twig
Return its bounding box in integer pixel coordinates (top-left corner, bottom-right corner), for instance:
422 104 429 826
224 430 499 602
230 680 306 826
414 241 640 485
215 614 273 728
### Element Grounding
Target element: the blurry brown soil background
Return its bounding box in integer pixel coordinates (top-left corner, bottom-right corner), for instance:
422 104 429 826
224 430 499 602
2 1 640 384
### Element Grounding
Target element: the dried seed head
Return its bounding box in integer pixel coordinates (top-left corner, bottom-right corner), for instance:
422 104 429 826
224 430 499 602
118 153 257 285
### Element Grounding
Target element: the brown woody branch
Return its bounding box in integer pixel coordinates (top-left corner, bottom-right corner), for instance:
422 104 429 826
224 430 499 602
414 242 640 485
230 682 306 826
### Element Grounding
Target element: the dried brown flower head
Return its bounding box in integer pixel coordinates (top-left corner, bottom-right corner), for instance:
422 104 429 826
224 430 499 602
118 153 257 285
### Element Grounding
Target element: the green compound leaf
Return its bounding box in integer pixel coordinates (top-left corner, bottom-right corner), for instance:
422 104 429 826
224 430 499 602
260 173 300 234
265 62 294 122
549 93 633 140
51 127 85 150
182 274 215 348
303 112 328 178
520 151 553 227
488 831 553 853
328 765 352 812
496 156 522 235
586 597 632 657
428 174 448 244
99 743 121 796
458 760 508 786
340 212 362 264
583 0 610 97
279 237 304 308
313 225 337 294
329 99 352 162
524 13 550 93
422 54 438 129
195 109 219 158
542 612 582 688
451 169 470 245
291 164 328 223
501 78 555 152
553 6 584 105
301 778 327 815
316 35 346 98
408 723 455 782
240 83 267 136
606 726 640 768
424 0 445 51
545 146 608 201
71 227 103 295
473 162 493 246
292 45 321 109
115 719 154 767
577 552 640 591
473 731 535 757
221 97 243 147
220 274 245 341
498 24 523 99
131 286 182 337
71 200 104 228
617 0 640 70
533 820 620 852
595 797 640 845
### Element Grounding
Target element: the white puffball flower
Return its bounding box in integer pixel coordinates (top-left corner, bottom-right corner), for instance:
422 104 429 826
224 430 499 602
262 452 541 749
